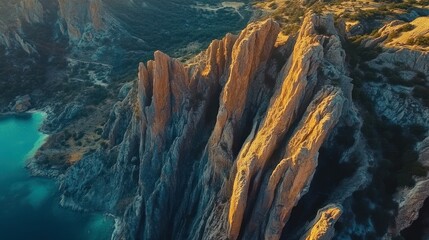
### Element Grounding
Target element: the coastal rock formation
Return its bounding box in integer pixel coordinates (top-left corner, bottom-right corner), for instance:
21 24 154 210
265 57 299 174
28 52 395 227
54 13 363 240
10 95 31 112
4 0 426 238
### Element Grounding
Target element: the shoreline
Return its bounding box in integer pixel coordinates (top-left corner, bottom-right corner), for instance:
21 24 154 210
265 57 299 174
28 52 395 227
0 109 47 119
0 2 258 239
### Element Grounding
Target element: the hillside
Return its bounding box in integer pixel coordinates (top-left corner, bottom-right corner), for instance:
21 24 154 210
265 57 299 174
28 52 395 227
2 0 428 239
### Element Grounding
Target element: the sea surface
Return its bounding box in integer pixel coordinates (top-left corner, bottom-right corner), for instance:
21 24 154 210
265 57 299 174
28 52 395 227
0 113 114 240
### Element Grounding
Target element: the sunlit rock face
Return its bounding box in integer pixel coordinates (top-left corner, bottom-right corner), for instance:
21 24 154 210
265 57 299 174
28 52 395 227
57 0 104 40
0 0 251 116
58 13 362 240
301 204 343 240
4 0 428 238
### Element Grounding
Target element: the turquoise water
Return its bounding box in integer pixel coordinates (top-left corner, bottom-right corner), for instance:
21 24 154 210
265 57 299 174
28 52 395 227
0 113 114 240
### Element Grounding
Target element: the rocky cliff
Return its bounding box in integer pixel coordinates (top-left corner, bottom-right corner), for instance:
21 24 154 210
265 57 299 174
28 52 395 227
53 12 371 240
0 0 106 49
0 0 252 116
301 204 342 240
57 0 105 41
0 0 44 53
336 10 429 239
4 0 426 238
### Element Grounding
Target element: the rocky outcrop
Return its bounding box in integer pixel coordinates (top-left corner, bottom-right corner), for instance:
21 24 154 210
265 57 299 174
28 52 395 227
52 13 360 240
364 83 429 127
6 0 426 237
60 89 138 213
57 0 104 40
363 17 429 76
10 95 31 112
17 0 44 24
388 137 429 236
231 85 344 240
228 13 345 239
369 49 429 76
0 0 44 52
301 204 342 240
345 15 429 238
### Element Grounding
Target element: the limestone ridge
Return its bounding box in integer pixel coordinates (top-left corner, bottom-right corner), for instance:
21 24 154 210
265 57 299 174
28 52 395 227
228 14 346 240
0 0 44 53
300 204 343 240
0 0 105 51
59 13 354 240
57 0 105 40
388 137 429 236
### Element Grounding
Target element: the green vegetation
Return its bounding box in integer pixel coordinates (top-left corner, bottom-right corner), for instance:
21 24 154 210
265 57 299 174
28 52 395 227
381 67 407 85
361 63 383 81
362 108 428 188
344 37 383 67
347 0 417 21
343 27 429 235
379 66 429 107
0 47 46 105
280 24 301 35
406 36 429 47
413 85 429 107
352 65 428 187
266 0 306 34
267 2 278 9
349 9 388 21
386 23 415 42
86 85 110 106
398 23 416 32
381 67 428 90
351 88 428 236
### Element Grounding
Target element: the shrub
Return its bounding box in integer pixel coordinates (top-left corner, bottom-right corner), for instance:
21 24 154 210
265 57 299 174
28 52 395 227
86 86 110 105
268 2 278 9
385 23 415 42
413 85 429 99
393 2 412 9
415 36 429 47
382 67 407 85
356 88 428 189
281 24 300 35
411 71 427 85
407 36 429 47
398 23 415 32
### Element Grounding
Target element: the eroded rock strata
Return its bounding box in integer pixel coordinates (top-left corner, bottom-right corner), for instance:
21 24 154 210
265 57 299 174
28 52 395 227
301 204 342 240
55 12 367 240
